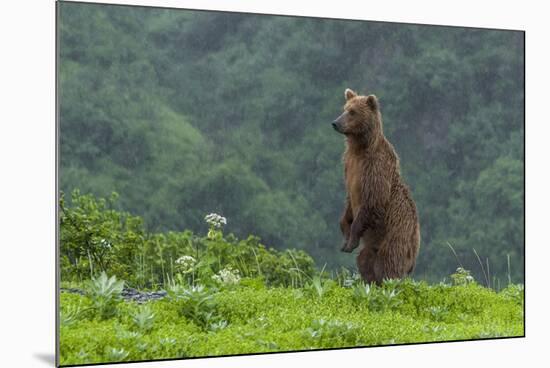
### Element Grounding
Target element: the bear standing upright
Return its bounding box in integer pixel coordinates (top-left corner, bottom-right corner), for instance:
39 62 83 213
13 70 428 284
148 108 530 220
332 88 420 284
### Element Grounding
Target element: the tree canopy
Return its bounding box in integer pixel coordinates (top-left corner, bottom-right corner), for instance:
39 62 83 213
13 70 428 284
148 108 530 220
58 2 524 283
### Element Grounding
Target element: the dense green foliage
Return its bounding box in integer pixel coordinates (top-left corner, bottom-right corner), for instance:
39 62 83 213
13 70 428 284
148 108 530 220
59 278 524 365
58 2 524 282
60 191 315 289
59 192 523 366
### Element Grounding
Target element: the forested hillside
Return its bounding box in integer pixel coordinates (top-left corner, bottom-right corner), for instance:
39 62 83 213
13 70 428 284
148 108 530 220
58 2 524 283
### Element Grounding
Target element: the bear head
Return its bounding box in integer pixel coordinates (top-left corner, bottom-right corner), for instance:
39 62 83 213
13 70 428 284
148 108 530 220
332 88 381 140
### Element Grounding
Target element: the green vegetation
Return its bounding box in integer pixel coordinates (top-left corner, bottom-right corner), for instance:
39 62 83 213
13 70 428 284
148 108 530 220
86 272 125 320
58 2 524 283
60 273 524 365
59 193 524 366
60 191 315 289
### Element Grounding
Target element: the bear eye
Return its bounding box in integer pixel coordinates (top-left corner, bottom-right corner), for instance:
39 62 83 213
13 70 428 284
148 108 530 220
348 109 356 116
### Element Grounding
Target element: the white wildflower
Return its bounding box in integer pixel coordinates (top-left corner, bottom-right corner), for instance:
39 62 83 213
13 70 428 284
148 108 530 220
212 266 240 285
204 213 227 229
451 267 475 285
175 255 196 274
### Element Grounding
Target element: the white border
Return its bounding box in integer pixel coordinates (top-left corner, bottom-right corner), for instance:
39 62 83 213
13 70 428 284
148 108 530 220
1 1 548 367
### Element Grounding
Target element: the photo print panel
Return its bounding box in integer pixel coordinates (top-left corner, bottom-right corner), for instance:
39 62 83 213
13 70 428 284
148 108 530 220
56 1 525 366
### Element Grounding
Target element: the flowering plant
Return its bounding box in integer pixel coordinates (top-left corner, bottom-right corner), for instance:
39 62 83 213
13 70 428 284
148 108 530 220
204 213 227 240
204 213 227 228
175 255 196 274
212 266 241 285
450 267 475 285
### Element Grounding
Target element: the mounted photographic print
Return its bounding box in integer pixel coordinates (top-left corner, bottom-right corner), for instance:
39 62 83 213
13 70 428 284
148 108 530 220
56 1 525 366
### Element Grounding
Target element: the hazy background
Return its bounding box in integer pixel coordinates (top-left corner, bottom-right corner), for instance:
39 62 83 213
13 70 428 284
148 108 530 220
58 2 524 283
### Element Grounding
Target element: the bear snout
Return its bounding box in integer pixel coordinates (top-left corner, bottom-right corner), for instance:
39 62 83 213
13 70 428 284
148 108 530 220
332 112 347 134
332 121 344 133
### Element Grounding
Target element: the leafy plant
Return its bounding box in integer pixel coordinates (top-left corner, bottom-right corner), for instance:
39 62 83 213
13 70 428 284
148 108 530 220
60 303 86 327
379 289 402 309
352 282 402 312
304 319 361 346
305 275 334 299
168 284 222 329
131 304 156 332
428 306 450 322
336 268 361 288
450 267 476 286
500 284 524 305
105 347 129 362
208 319 228 333
86 271 124 319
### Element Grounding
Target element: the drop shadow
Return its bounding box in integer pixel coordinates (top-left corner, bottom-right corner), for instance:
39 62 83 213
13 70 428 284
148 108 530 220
33 352 56 366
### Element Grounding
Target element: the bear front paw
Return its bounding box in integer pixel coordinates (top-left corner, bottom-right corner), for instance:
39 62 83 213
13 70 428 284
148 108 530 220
341 241 351 253
341 238 358 253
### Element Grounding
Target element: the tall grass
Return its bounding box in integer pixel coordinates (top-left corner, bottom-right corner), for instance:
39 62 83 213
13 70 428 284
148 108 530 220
447 242 517 291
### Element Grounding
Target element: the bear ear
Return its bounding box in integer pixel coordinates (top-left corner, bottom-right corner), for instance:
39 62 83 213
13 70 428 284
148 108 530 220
345 88 357 101
366 95 379 110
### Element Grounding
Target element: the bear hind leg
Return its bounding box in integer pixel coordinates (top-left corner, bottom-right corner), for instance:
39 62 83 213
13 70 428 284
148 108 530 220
372 243 410 284
357 246 377 284
372 256 398 285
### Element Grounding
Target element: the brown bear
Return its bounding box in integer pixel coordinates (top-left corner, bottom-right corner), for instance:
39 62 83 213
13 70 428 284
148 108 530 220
332 88 420 284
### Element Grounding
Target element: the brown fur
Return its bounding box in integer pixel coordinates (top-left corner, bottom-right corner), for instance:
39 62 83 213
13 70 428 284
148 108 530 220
332 88 420 284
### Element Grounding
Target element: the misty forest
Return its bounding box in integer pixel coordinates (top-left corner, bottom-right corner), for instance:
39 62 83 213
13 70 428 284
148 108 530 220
59 3 524 283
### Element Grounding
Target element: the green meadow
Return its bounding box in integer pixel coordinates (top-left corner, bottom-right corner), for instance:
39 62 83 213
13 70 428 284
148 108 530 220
58 192 524 366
